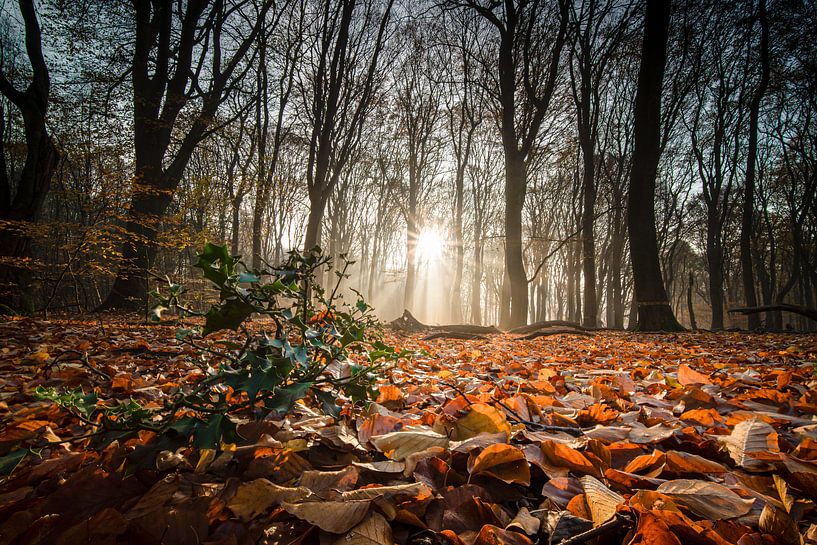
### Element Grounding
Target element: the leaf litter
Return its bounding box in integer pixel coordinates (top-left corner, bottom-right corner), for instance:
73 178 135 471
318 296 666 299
1 317 817 544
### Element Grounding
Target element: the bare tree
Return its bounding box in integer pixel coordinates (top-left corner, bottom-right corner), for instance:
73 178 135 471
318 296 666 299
627 0 682 331
300 0 393 251
739 0 770 329
0 0 59 308
450 0 569 328
102 0 278 310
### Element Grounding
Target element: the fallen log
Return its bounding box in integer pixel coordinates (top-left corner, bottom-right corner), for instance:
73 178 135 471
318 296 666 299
728 304 817 323
390 309 501 335
423 332 487 341
521 329 596 340
508 320 590 334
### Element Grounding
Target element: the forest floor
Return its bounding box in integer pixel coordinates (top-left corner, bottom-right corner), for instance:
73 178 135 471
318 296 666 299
1 316 817 545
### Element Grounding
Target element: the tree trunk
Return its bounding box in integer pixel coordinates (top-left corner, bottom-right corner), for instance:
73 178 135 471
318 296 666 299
580 149 597 328
471 217 483 325
0 0 59 310
687 271 698 330
102 167 174 309
739 0 770 330
626 0 683 331
230 195 242 256
451 165 465 322
705 222 725 329
504 159 528 328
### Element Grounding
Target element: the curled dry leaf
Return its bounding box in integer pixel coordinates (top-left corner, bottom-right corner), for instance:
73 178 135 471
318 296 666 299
721 418 780 471
545 510 593 544
656 479 754 520
580 475 624 526
332 511 393 545
664 450 728 475
468 443 531 486
281 499 371 534
341 482 431 501
299 466 359 494
370 426 449 461
629 510 684 545
227 479 310 521
677 364 712 386
452 403 512 440
473 524 534 545
540 440 598 477
352 460 406 474
506 507 540 536
758 504 801 545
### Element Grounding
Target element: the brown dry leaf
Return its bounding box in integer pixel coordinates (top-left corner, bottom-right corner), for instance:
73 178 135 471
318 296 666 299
783 456 817 498
506 507 540 536
628 423 677 445
332 511 393 545
299 466 358 494
352 460 406 474
720 418 780 471
664 450 728 475
677 364 711 386
541 440 598 477
341 482 431 501
758 504 800 545
772 474 791 504
228 479 311 521
629 510 684 545
580 475 624 526
468 443 531 486
624 450 666 476
472 524 534 545
546 510 593 544
370 426 449 461
282 499 371 533
453 403 512 440
656 479 753 520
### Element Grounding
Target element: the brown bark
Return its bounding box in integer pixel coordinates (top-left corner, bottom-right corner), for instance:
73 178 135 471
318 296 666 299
740 0 770 330
103 0 272 310
303 0 393 252
729 304 817 323
0 0 59 309
626 0 683 331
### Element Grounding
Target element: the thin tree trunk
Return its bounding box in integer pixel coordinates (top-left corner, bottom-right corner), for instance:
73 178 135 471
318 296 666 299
740 0 770 330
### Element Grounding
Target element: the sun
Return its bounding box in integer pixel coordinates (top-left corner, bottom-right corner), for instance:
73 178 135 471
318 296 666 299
416 228 445 263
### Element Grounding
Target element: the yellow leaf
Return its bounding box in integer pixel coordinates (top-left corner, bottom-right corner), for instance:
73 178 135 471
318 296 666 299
30 351 50 362
454 403 511 440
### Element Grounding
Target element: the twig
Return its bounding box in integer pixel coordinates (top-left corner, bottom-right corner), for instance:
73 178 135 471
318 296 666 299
52 350 111 381
556 513 632 545
493 397 585 437
444 382 475 407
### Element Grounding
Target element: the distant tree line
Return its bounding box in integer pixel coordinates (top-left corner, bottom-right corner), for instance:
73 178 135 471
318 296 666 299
0 0 814 331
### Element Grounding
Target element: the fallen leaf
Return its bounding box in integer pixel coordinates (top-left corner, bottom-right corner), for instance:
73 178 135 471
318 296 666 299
677 364 711 386
228 479 310 521
721 418 780 471
453 403 512 440
468 443 531 485
472 524 533 545
282 499 371 533
656 479 753 520
370 427 449 461
332 511 393 545
506 506 540 535
580 475 624 526
758 504 800 545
